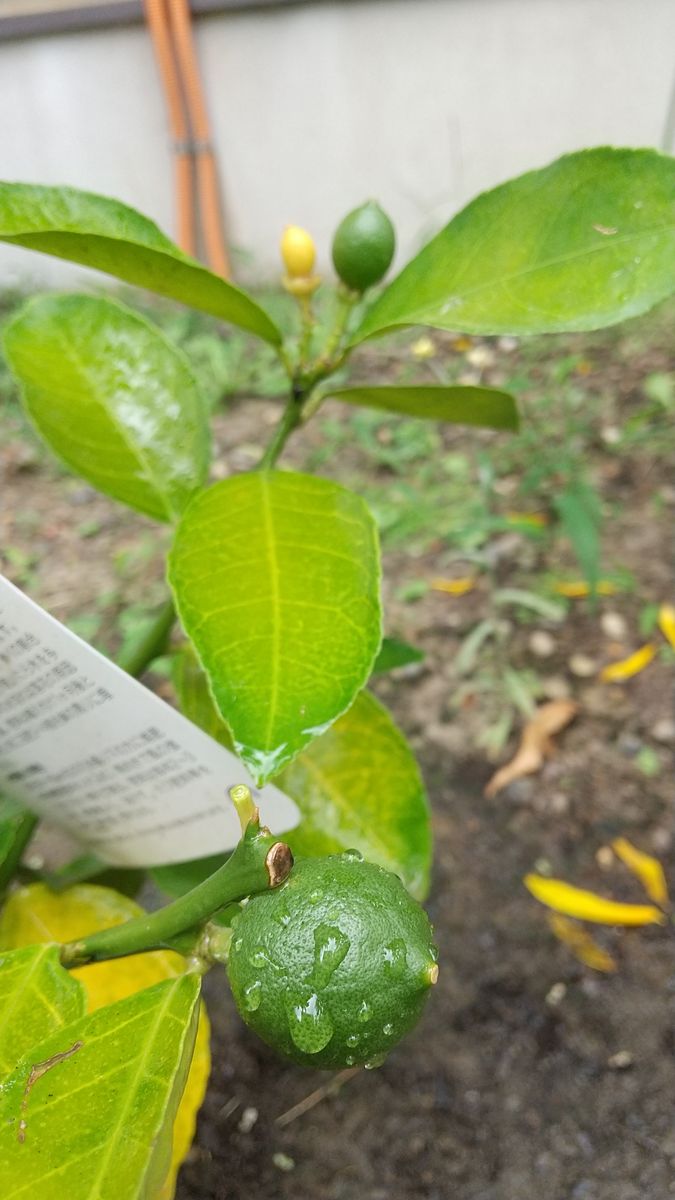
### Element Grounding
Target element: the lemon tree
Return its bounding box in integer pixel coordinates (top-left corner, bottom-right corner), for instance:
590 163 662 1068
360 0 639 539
0 145 674 1199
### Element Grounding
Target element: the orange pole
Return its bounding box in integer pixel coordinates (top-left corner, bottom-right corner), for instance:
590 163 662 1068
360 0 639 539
143 0 196 257
168 0 232 279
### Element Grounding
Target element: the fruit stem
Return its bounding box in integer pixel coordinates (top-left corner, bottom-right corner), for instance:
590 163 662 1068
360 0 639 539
60 810 293 967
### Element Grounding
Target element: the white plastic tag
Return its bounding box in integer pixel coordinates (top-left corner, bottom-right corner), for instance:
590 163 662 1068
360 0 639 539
0 575 299 867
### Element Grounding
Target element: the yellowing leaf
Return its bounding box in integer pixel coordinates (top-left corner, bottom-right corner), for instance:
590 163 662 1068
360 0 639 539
484 699 578 798
431 577 476 596
548 913 617 972
600 643 656 681
0 884 210 1200
524 874 664 925
658 604 675 649
553 580 617 597
611 838 669 907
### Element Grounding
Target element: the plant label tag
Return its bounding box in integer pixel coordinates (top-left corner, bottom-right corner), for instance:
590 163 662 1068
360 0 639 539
0 576 300 867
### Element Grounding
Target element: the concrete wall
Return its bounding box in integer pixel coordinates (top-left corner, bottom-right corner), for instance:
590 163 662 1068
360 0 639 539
1 0 674 288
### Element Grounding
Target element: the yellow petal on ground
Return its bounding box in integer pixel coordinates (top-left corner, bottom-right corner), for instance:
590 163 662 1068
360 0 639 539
0 883 210 1200
506 511 549 527
524 875 664 925
658 604 675 649
611 838 669 907
547 913 617 972
451 335 473 353
599 643 656 681
553 580 617 597
431 577 476 596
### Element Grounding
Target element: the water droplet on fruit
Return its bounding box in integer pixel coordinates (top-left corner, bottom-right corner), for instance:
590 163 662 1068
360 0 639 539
285 986 334 1054
308 890 322 905
383 939 407 978
234 938 243 952
243 980 262 1011
312 924 350 988
342 848 363 863
274 902 291 928
346 1054 356 1066
346 1034 360 1048
382 1023 394 1036
357 1000 372 1023
364 1052 387 1070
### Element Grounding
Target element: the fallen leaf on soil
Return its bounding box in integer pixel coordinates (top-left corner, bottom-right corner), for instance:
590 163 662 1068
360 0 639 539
431 577 476 596
553 580 617 597
524 875 664 926
658 604 675 649
548 913 617 972
484 699 578 797
611 838 669 907
600 643 656 681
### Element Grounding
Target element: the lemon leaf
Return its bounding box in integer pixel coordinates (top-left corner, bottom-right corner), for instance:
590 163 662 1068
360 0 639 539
0 944 85 1077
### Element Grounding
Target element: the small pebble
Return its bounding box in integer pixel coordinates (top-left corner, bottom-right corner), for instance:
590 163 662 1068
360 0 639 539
600 611 627 640
273 1153 295 1172
595 845 615 870
466 345 495 369
548 791 570 815
457 370 481 387
546 982 567 1007
529 630 556 658
238 1106 259 1133
601 426 621 445
652 718 675 743
607 1050 634 1070
497 336 518 353
569 653 597 678
541 675 572 700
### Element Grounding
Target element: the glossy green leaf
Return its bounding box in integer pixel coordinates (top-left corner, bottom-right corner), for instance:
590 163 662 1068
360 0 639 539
4 295 210 522
0 182 281 344
0 974 200 1199
0 945 86 1077
0 798 36 898
169 471 382 783
372 635 425 674
279 691 431 898
169 645 430 895
353 148 675 343
327 385 518 431
554 480 602 596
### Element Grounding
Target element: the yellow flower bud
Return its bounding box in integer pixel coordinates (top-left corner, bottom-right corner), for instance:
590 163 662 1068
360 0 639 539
280 225 316 278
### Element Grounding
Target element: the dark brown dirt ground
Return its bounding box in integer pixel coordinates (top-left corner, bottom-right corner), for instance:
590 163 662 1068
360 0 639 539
1 305 674 1200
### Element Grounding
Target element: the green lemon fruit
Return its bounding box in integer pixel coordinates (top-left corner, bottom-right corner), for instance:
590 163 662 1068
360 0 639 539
331 201 396 293
227 851 438 1069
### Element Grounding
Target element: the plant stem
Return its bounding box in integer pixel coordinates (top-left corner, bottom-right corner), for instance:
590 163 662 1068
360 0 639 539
60 814 293 967
257 387 306 469
115 597 176 678
0 807 38 903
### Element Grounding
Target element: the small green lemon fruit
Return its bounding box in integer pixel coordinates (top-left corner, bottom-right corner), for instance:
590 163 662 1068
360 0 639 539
331 200 396 293
227 852 438 1069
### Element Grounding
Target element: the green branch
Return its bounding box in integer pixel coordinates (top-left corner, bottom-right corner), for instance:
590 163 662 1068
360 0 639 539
61 809 293 967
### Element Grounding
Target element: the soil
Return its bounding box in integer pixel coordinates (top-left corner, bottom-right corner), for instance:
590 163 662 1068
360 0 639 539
1 305 674 1200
